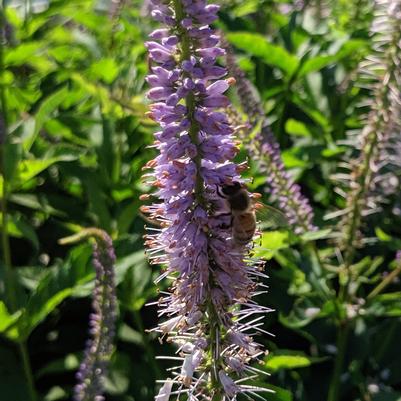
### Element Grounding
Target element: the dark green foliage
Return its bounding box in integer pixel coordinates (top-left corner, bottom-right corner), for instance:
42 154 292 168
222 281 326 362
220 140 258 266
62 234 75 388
0 1 400 401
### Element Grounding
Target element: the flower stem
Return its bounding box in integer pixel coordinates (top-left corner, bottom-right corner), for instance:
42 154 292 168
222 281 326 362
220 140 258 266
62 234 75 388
171 3 224 394
19 343 38 401
207 299 223 401
327 322 349 401
172 0 205 206
339 13 399 301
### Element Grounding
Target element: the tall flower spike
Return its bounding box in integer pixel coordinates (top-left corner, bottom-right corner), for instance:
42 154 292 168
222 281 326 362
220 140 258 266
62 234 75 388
222 37 316 235
331 0 401 264
60 229 117 401
143 1 272 400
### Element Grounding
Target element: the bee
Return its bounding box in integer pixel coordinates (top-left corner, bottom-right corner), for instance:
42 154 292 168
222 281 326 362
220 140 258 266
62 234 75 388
216 181 288 246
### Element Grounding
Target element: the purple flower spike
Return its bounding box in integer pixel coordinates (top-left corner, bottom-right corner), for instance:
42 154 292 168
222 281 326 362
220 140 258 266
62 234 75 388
222 37 316 235
73 230 117 401
143 1 272 400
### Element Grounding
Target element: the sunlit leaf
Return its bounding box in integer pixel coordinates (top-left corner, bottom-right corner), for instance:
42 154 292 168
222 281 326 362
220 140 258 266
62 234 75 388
23 87 69 151
227 32 299 75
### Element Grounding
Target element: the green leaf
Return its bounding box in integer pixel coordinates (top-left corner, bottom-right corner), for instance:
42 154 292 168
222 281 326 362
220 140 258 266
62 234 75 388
14 244 94 341
231 0 259 16
376 227 392 242
104 353 131 395
43 386 69 401
19 275 73 340
3 142 21 183
14 155 76 188
227 32 299 75
285 119 312 137
367 292 401 317
12 214 40 249
300 229 332 241
23 86 69 151
241 380 292 401
279 298 336 328
262 385 293 401
298 39 368 77
0 301 21 334
5 42 43 66
118 251 152 311
254 230 290 260
265 350 325 371
282 150 309 168
36 354 80 378
89 58 119 84
321 146 346 158
372 391 401 401
118 323 144 346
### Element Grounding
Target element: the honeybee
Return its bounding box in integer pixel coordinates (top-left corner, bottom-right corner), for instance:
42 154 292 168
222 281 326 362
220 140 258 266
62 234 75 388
216 182 288 246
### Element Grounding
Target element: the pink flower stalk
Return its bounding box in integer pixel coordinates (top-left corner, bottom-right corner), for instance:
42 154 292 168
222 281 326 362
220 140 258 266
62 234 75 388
142 0 272 399
222 38 316 235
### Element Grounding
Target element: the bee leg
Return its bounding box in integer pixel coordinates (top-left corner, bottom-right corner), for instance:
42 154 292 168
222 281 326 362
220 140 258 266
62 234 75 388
215 185 226 199
214 211 232 229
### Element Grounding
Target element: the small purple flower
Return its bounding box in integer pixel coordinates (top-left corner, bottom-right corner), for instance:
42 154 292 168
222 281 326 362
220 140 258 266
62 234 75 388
143 1 271 400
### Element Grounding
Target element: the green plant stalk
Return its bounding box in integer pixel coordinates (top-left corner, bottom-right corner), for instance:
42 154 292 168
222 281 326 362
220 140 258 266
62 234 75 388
207 299 223 401
332 94 381 401
327 322 349 401
0 8 37 401
339 21 398 302
172 0 205 207
331 11 400 401
19 343 37 401
339 117 381 302
170 2 222 397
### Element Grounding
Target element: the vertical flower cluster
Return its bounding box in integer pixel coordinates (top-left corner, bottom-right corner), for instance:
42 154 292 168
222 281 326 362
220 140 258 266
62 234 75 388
333 0 401 262
143 1 270 400
222 38 316 235
74 232 117 401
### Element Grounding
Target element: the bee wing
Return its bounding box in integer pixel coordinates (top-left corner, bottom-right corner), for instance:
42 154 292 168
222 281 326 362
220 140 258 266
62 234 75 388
254 202 290 230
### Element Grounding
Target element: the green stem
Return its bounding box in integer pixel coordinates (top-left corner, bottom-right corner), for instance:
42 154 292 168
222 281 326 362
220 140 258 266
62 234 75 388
19 343 38 401
172 0 205 207
327 322 349 401
0 8 37 401
170 4 223 397
340 23 399 301
173 0 223 394
207 300 223 401
0 4 16 312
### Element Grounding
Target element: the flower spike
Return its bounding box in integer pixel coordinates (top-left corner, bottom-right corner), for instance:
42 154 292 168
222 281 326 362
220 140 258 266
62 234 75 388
222 37 316 235
143 1 271 400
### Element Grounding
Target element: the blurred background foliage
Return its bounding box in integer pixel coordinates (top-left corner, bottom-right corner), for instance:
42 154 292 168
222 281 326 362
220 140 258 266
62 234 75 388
0 1 401 401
